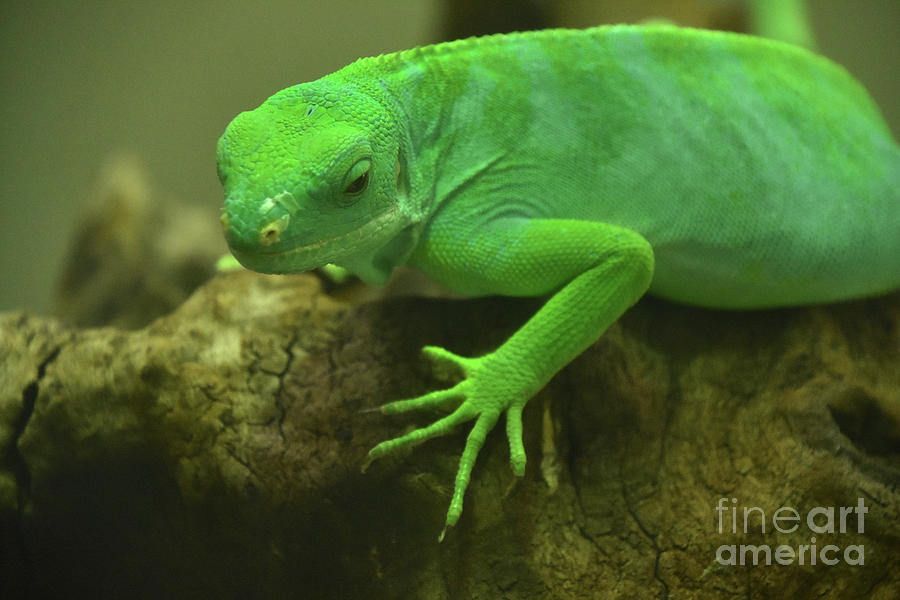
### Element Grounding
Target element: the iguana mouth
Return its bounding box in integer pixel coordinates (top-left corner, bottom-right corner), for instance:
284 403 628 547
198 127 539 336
230 205 403 274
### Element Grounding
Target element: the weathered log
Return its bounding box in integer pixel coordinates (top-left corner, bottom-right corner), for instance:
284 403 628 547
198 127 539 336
2 268 898 598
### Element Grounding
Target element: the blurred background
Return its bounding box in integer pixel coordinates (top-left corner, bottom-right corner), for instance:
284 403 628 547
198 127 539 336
1 0 898 314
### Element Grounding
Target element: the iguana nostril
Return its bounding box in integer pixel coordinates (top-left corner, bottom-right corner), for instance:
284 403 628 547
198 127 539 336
259 214 290 246
261 227 278 244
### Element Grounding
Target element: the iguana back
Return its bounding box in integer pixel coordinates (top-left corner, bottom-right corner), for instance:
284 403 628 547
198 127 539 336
344 25 899 307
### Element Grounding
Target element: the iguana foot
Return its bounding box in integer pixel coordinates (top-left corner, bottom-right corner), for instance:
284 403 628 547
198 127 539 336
364 345 534 541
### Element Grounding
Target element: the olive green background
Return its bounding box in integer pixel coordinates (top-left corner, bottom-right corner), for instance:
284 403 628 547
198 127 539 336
1 0 897 313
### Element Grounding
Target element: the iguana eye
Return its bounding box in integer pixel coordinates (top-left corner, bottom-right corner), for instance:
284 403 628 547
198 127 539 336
344 171 368 195
342 158 371 199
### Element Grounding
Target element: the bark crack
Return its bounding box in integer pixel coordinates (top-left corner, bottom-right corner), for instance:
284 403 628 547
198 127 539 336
620 468 670 600
12 344 62 512
8 343 63 597
624 495 670 599
273 333 298 443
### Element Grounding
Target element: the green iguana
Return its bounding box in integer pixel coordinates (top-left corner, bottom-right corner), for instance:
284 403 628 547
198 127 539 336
216 23 900 540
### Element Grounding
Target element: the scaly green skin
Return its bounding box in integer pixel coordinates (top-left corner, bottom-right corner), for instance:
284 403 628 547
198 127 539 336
217 25 900 539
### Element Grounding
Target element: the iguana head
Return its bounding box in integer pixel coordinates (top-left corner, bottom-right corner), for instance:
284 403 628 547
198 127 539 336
217 80 416 282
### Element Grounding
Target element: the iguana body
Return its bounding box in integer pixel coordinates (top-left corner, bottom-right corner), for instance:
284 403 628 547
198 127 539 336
217 25 900 539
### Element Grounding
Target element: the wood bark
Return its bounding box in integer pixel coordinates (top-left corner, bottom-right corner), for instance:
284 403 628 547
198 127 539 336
2 269 898 599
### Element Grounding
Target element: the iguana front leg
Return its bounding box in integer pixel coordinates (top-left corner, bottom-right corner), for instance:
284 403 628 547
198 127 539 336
364 218 654 540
